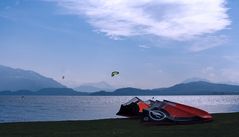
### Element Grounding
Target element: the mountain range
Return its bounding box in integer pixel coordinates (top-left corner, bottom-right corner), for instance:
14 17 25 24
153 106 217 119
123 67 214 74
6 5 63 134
74 81 115 92
0 65 65 91
1 65 239 95
91 81 239 95
1 81 239 96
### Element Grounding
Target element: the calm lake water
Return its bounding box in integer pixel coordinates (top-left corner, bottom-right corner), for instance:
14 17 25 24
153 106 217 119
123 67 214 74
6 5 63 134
0 95 239 123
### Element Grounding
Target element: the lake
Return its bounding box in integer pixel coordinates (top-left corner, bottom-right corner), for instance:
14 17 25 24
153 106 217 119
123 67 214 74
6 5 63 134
0 95 239 123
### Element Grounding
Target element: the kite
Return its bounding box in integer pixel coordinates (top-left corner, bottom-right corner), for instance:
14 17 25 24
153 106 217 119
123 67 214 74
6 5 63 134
111 71 119 77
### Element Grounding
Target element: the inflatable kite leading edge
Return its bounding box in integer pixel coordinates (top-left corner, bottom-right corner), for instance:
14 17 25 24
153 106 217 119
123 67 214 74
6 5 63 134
116 97 213 124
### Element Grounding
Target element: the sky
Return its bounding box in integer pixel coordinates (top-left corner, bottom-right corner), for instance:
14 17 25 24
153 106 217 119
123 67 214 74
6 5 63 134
0 0 239 89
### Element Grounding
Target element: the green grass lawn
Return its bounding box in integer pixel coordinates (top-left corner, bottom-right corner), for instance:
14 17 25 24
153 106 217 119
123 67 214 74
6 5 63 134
0 112 239 137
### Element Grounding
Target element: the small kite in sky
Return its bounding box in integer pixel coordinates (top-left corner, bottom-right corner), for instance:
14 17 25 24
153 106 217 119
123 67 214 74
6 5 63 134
111 71 119 77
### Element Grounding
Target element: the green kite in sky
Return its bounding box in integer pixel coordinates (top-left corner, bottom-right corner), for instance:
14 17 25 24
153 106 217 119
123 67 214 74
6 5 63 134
111 71 119 77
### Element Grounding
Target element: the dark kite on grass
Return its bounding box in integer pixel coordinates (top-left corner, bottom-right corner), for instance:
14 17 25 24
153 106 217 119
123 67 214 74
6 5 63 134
117 97 213 124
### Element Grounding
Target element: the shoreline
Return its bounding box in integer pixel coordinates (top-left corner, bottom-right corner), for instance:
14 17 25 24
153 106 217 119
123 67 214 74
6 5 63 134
0 111 236 124
0 111 237 124
0 112 239 137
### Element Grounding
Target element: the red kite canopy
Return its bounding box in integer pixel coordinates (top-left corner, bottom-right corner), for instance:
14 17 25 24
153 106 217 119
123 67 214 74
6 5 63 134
117 97 213 124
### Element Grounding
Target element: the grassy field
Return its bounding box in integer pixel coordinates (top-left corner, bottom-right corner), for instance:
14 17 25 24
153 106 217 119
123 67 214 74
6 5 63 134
0 112 239 137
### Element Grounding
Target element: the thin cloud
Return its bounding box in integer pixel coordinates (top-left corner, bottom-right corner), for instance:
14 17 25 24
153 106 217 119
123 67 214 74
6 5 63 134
189 35 228 52
201 67 239 83
51 0 230 40
221 68 239 83
139 45 150 49
223 55 239 63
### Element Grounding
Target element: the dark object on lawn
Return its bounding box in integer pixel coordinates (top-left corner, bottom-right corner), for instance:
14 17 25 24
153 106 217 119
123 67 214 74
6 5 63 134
142 100 213 124
117 97 213 124
116 97 154 117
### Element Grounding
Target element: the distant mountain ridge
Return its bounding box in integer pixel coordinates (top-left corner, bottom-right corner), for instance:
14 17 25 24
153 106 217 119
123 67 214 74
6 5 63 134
1 81 239 96
0 88 88 96
182 77 210 83
74 81 115 92
91 81 239 95
0 65 65 91
152 81 239 95
1 64 239 96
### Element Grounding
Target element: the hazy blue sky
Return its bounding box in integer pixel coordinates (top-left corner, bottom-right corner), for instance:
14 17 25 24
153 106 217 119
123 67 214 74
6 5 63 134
1 0 239 88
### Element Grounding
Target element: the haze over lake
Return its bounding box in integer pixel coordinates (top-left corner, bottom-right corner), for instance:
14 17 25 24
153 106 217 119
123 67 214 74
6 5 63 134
0 95 239 123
